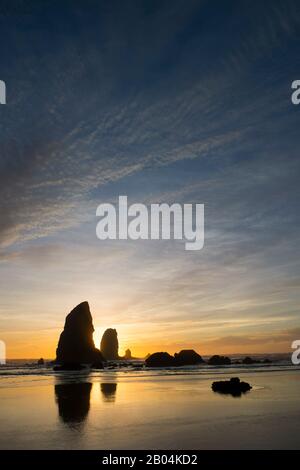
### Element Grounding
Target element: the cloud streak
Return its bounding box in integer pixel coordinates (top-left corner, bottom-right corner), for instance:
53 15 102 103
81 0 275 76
0 0 299 356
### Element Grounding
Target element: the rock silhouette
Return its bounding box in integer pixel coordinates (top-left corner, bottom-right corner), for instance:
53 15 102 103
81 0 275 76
212 377 252 396
208 355 231 365
145 352 175 367
242 356 271 365
263 358 271 364
146 350 205 367
174 349 204 366
56 301 103 365
55 382 92 424
242 356 257 365
124 349 132 360
100 328 119 360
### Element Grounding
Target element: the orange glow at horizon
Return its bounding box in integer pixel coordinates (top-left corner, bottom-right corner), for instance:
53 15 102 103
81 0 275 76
2 326 293 360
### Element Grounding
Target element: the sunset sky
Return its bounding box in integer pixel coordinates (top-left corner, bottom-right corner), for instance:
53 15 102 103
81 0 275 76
0 0 300 358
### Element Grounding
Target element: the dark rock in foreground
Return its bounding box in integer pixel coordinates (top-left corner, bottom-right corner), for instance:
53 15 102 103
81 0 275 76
145 352 175 367
101 328 119 360
56 301 104 365
53 363 86 371
174 349 205 365
212 377 252 396
208 355 231 365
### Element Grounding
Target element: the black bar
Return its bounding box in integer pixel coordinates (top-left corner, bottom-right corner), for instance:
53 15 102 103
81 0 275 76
0 450 299 467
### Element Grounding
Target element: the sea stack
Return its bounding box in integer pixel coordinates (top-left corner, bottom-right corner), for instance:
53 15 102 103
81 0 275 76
56 301 103 365
208 355 231 365
124 349 132 360
100 328 119 360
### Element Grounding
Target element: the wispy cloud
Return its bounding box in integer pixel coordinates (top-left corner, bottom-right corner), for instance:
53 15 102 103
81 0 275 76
0 0 299 356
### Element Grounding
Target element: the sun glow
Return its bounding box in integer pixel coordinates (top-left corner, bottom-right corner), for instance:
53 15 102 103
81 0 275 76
93 327 103 350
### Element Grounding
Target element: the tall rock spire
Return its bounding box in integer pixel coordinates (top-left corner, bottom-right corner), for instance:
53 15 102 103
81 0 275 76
100 328 119 360
56 301 103 364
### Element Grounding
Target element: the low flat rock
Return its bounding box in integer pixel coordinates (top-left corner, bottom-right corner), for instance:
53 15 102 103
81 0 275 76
212 377 252 396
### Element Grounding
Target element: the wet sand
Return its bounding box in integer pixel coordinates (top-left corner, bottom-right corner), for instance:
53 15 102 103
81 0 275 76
0 368 299 449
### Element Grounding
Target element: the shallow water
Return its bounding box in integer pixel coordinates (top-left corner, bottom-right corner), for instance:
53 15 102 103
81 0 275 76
0 364 299 449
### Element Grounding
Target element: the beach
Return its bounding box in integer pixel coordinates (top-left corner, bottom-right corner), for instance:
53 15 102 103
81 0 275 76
0 362 299 450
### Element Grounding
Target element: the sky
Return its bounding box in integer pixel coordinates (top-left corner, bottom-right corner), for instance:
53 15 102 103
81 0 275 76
0 0 300 358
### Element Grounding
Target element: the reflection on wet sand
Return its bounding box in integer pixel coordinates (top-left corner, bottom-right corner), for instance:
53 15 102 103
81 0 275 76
101 382 117 402
54 380 118 428
55 382 92 427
